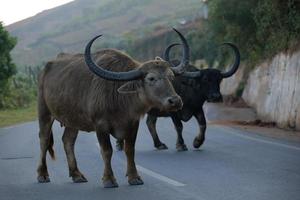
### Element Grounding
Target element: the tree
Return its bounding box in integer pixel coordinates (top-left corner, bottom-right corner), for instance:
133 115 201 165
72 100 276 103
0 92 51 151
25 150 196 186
0 22 17 108
207 0 258 63
191 0 300 68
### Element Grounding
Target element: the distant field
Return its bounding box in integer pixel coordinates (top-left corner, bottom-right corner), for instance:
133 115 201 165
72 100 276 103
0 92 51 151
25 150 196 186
0 103 37 128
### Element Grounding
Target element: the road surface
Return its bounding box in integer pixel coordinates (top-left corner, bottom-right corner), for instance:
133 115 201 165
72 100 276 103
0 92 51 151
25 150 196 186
0 117 300 200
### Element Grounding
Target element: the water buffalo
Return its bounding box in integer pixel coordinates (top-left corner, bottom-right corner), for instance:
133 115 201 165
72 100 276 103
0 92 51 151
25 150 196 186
37 28 189 188
116 43 240 151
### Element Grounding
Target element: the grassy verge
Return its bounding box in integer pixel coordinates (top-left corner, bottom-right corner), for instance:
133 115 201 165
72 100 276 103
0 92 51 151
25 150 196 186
0 102 37 128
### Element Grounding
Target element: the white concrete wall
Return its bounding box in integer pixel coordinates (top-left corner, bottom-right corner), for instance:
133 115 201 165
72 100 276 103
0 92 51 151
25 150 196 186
242 51 300 130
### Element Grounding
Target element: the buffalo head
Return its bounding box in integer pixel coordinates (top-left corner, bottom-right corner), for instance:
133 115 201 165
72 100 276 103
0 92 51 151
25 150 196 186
84 28 190 111
164 42 240 102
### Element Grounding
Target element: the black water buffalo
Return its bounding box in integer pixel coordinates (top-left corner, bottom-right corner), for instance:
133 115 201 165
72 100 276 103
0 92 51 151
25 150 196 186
37 29 190 188
116 43 240 151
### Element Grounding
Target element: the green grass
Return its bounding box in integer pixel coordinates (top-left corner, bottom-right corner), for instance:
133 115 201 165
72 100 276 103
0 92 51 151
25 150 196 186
0 102 37 128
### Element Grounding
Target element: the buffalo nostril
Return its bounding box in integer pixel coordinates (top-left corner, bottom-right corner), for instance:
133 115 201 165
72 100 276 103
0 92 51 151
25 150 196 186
167 96 182 107
168 98 175 105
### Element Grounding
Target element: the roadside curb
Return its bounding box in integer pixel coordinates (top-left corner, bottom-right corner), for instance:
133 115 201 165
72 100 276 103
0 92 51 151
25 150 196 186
0 121 36 131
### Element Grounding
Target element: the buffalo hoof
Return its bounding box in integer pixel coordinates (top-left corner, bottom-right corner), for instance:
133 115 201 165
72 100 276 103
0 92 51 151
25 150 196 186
128 177 144 185
155 143 168 150
193 137 204 149
176 143 188 151
37 175 50 183
103 179 119 188
72 175 88 183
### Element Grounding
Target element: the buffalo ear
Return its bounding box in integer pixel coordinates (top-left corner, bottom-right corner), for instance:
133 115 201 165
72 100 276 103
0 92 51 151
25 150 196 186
155 56 164 61
117 80 141 94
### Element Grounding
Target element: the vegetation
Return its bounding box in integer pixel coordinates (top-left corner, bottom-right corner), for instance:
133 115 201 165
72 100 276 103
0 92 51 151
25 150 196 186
0 102 36 127
0 21 39 125
0 63 40 126
0 23 38 126
1 66 41 109
190 0 300 69
0 22 17 108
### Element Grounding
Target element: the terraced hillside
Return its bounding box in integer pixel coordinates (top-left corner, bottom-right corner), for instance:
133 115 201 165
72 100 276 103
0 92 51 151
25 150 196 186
6 0 205 67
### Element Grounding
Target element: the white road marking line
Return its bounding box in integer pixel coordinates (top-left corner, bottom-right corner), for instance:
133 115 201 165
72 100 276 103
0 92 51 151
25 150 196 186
95 143 185 187
216 126 300 151
136 164 185 187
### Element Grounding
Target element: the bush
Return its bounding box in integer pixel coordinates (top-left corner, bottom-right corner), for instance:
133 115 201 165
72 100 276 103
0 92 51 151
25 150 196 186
0 22 17 108
0 73 37 109
191 0 300 68
0 65 40 109
253 0 300 59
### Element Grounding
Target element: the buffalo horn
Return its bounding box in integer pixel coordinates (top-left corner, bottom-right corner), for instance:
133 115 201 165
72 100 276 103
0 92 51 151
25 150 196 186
84 35 144 81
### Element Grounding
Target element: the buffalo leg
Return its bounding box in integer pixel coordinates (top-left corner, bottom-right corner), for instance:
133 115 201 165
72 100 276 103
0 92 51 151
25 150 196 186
37 100 54 183
193 109 206 148
96 130 118 188
125 121 143 185
146 114 168 150
171 116 187 151
62 127 87 183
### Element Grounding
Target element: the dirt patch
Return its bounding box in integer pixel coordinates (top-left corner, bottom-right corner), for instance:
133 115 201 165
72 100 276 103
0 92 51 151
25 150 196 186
205 103 300 143
235 119 276 128
233 124 300 143
208 120 275 128
209 120 300 143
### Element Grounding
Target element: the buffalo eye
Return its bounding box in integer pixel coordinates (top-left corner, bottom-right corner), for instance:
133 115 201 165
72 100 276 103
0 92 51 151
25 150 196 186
147 76 156 82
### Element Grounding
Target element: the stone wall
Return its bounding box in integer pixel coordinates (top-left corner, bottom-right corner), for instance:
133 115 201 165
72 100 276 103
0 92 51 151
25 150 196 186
242 51 300 130
221 50 300 130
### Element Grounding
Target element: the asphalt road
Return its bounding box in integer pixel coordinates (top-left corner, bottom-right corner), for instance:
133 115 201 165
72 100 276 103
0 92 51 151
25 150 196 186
0 117 300 200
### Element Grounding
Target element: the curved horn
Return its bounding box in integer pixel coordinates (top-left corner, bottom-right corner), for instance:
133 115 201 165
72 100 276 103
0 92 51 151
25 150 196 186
163 43 181 66
183 43 240 79
169 28 190 75
84 35 144 81
164 42 202 78
220 43 240 78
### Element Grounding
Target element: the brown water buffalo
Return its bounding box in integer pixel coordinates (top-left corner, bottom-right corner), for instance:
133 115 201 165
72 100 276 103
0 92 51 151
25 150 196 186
37 28 189 188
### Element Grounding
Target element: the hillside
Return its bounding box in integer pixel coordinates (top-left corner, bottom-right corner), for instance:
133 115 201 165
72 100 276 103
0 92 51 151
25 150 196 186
6 0 204 68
